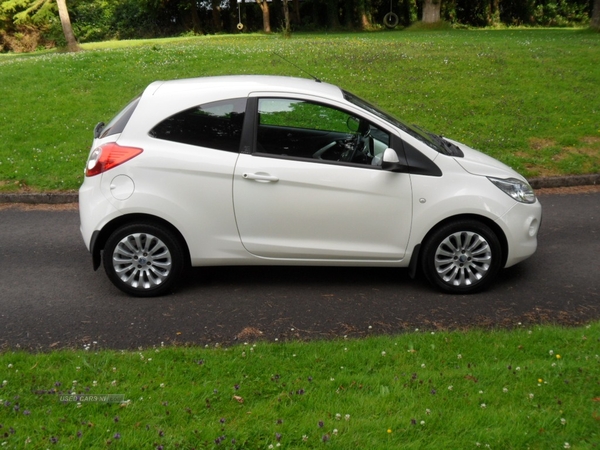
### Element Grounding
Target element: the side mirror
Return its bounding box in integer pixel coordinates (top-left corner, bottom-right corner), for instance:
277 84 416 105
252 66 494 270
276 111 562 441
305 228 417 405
346 116 360 133
381 148 408 172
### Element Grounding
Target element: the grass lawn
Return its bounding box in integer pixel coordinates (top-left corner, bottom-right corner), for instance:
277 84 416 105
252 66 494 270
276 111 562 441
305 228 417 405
1 30 599 447
0 29 599 192
1 323 598 448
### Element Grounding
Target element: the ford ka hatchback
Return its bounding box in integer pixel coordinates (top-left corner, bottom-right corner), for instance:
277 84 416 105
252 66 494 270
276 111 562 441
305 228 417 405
79 75 542 297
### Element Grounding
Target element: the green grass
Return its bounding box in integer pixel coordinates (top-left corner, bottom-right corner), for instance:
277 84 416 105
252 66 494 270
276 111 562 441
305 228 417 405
0 29 599 192
1 323 598 448
1 31 598 449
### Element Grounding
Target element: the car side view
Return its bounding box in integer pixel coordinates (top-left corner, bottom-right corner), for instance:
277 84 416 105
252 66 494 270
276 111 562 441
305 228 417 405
79 75 542 297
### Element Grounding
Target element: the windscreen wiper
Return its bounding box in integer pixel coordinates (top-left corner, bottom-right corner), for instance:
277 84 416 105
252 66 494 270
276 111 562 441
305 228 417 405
438 136 464 157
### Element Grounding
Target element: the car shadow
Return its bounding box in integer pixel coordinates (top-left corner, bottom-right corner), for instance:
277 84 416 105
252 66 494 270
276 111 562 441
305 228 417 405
178 265 420 291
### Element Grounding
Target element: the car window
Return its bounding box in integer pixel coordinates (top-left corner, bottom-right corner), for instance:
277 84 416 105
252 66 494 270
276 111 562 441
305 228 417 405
256 98 390 167
259 99 350 133
100 96 141 139
149 98 246 152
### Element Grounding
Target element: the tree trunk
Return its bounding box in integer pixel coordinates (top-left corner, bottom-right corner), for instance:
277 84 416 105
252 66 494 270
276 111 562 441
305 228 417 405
592 0 600 30
239 0 246 32
343 0 354 27
255 0 271 33
283 0 291 36
401 0 412 26
422 0 441 23
56 0 80 52
272 0 282 26
189 0 202 34
357 0 372 29
326 0 340 29
292 0 300 24
212 0 222 32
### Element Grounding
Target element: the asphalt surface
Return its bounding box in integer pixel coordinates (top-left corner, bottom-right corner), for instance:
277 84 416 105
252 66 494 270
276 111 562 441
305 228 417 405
0 190 598 351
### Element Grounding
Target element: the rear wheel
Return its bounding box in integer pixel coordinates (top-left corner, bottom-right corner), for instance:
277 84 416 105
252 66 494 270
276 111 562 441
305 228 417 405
421 220 502 294
103 223 185 297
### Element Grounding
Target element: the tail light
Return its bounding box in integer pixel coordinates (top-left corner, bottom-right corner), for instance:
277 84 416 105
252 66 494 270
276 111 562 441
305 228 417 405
86 143 143 177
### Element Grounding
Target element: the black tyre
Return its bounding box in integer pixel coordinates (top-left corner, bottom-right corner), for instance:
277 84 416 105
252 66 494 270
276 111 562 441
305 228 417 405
103 222 185 297
383 12 399 28
421 220 502 294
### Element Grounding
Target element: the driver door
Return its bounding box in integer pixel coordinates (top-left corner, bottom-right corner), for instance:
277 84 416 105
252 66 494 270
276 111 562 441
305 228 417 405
232 96 412 261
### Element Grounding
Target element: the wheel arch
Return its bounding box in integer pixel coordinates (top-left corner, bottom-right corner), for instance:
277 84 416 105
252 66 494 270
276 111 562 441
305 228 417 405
90 213 191 271
409 213 508 278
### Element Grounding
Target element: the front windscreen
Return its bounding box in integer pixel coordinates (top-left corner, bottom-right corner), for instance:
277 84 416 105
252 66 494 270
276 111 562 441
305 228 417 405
343 90 443 153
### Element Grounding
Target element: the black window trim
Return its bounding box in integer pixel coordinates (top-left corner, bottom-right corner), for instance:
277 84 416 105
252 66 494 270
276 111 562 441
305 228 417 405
251 150 387 171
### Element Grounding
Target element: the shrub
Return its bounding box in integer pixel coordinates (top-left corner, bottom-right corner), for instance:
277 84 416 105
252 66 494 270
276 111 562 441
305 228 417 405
0 25 49 52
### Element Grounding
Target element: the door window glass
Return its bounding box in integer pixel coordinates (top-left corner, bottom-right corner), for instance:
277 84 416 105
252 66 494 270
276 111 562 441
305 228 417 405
257 98 389 166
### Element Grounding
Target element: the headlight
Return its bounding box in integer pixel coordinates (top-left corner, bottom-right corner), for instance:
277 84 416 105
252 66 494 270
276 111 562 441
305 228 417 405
488 177 536 204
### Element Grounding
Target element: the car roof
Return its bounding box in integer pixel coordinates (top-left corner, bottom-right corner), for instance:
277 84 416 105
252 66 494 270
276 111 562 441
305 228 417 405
122 75 351 140
147 75 345 101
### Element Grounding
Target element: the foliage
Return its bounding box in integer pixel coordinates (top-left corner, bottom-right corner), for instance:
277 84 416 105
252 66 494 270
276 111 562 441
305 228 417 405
442 0 591 27
532 0 590 26
0 323 598 448
1 0 54 25
0 0 55 50
0 0 598 53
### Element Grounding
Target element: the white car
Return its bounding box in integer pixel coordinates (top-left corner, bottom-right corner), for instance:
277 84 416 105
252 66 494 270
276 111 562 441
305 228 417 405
79 75 541 297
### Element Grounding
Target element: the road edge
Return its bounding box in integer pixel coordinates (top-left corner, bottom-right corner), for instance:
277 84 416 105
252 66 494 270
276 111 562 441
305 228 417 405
0 174 598 205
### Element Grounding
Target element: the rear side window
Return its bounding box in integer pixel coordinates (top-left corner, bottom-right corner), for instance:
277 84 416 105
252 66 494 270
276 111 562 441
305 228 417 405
100 96 141 139
149 98 246 153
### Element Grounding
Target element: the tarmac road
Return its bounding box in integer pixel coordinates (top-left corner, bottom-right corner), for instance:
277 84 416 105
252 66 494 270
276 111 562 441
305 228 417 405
0 190 598 351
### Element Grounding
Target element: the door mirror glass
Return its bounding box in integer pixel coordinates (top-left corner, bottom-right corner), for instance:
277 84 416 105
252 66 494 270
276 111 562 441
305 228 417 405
346 116 360 132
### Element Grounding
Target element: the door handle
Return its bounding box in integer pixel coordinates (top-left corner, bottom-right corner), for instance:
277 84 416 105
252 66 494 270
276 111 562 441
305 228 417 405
242 173 279 183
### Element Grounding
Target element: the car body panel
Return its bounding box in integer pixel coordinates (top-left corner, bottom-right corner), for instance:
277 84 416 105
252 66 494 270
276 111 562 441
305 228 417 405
233 153 412 261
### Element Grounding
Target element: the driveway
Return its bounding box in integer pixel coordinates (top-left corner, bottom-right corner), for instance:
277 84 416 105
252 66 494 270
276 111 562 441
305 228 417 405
0 188 598 350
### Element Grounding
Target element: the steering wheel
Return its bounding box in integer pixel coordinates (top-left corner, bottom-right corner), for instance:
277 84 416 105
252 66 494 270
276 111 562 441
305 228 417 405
313 141 338 160
342 133 366 162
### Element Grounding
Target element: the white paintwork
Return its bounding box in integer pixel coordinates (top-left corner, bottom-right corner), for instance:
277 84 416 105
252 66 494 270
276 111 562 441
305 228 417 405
233 153 412 261
79 75 542 284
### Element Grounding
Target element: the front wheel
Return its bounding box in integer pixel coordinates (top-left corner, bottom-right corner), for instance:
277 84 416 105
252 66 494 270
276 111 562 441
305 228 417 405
421 220 502 294
103 223 185 297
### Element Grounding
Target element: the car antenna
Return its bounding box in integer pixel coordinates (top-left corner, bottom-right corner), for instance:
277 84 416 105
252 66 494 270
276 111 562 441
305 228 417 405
274 52 321 83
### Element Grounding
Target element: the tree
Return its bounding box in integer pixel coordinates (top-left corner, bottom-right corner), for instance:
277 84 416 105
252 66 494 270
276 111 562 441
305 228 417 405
282 0 291 36
326 0 340 29
357 0 373 29
592 0 600 30
255 0 271 33
211 0 222 32
187 0 202 34
1 0 79 51
56 0 79 51
291 0 300 25
422 0 441 23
